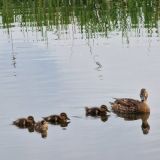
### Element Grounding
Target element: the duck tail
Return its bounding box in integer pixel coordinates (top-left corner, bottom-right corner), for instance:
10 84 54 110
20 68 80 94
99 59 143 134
109 102 114 105
85 106 89 110
42 117 47 120
85 107 90 114
12 121 16 125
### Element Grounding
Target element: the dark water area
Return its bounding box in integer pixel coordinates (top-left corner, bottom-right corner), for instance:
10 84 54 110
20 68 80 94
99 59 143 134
0 1 160 160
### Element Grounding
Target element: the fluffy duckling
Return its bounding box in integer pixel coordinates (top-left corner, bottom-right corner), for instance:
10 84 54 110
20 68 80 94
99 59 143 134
34 120 48 138
111 88 150 114
85 105 110 116
35 120 48 133
43 112 70 124
13 116 35 128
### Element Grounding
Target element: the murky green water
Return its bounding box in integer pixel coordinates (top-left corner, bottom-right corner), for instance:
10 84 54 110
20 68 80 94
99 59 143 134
0 1 160 160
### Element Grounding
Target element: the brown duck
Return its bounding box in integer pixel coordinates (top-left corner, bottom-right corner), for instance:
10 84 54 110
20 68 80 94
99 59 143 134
13 116 35 128
85 105 110 116
35 120 48 138
111 88 150 113
35 120 48 132
43 112 70 124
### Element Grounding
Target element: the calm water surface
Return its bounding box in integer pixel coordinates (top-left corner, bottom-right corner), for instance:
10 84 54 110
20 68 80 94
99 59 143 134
0 1 160 160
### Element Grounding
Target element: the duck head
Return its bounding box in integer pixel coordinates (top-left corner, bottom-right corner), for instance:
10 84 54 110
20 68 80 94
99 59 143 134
27 116 35 124
140 88 148 102
60 113 70 121
100 105 110 112
41 120 48 126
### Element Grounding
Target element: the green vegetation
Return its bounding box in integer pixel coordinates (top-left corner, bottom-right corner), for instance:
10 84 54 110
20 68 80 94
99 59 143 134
0 0 160 38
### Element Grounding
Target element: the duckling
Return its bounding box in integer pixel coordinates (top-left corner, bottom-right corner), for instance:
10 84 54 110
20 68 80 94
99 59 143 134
43 112 70 124
85 105 110 116
35 120 48 132
13 116 35 128
111 88 150 113
60 121 70 127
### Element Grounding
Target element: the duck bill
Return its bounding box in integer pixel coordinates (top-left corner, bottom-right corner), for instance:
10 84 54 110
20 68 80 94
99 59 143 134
67 117 70 120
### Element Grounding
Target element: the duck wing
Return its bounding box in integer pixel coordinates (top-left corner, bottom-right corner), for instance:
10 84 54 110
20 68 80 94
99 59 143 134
43 115 58 122
111 98 141 113
114 98 140 107
85 107 99 116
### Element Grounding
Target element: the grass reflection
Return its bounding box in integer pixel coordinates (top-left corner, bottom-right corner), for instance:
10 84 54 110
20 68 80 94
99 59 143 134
0 0 160 39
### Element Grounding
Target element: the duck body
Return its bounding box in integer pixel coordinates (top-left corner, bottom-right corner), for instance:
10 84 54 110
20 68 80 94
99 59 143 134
85 107 101 116
85 105 110 116
43 113 70 124
13 116 35 128
111 89 150 114
35 120 48 132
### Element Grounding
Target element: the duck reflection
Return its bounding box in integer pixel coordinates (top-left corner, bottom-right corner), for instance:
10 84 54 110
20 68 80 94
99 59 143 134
86 115 110 123
100 115 110 122
47 121 70 129
27 126 35 133
34 130 48 138
114 112 150 135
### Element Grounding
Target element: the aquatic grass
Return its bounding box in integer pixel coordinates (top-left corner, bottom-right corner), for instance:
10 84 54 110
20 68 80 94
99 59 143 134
0 0 160 39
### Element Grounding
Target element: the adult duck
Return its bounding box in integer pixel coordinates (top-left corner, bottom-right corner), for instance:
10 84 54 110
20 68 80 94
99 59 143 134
111 88 150 113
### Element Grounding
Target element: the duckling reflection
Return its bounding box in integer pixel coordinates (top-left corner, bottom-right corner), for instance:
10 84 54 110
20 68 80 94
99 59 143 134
100 115 110 122
41 130 48 138
59 121 70 127
46 121 70 129
27 126 35 133
114 112 150 135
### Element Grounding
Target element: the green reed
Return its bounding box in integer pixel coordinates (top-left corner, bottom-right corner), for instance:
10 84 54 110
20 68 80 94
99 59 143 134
0 0 160 38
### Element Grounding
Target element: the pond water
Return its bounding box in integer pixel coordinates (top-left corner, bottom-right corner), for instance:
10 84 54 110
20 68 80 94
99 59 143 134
0 1 160 160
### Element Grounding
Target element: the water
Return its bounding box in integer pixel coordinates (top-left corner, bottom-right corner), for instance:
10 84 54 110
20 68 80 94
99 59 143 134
0 0 160 160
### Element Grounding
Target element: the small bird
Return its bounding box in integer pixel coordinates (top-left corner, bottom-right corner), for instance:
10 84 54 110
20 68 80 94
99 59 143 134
85 105 110 116
35 120 48 132
43 112 70 124
13 116 35 128
34 120 48 138
111 88 150 114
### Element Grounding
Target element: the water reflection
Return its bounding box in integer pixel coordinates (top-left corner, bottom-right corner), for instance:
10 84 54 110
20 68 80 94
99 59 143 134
35 130 48 138
48 121 70 128
13 120 70 138
0 0 160 39
13 124 48 139
86 114 110 123
13 124 34 132
114 112 150 135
